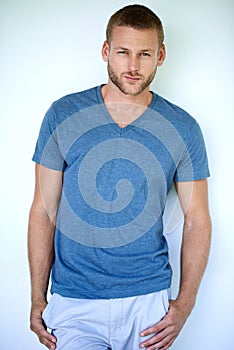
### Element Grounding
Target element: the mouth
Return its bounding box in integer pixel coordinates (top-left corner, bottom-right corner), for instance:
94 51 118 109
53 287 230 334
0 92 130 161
124 75 141 82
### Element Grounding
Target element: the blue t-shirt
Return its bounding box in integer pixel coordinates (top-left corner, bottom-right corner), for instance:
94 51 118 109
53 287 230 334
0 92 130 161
33 85 210 299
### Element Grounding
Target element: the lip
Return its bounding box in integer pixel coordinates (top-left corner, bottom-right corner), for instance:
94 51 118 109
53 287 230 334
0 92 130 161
124 75 141 82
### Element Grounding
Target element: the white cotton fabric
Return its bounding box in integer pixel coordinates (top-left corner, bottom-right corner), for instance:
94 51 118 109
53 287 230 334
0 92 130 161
42 289 170 350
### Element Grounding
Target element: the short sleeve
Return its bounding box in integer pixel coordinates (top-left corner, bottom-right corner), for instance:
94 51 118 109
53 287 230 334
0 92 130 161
32 106 66 171
174 120 210 182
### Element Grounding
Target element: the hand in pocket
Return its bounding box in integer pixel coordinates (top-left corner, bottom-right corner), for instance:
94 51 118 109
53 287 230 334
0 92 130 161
30 300 57 350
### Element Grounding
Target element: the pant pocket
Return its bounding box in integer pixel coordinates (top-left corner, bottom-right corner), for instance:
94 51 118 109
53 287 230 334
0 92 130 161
42 293 58 328
161 288 170 314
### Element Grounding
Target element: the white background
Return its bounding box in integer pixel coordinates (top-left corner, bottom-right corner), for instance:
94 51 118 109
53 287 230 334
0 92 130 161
1 0 233 349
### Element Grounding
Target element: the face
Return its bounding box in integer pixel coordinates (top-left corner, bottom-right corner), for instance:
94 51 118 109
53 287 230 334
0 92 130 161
102 26 166 96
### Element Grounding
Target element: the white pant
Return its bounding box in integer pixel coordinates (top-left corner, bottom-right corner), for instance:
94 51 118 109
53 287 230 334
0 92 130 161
42 289 170 350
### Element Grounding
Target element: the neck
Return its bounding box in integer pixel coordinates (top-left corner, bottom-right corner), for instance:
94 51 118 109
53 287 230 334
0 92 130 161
101 81 152 107
101 82 153 128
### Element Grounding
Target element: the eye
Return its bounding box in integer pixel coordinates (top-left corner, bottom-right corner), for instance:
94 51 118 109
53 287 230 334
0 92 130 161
140 52 151 57
117 51 128 55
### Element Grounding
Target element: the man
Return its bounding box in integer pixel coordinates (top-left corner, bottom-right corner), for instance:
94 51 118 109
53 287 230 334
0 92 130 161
28 4 211 350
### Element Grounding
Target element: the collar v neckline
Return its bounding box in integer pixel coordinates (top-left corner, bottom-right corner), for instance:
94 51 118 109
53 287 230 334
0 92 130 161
96 85 157 134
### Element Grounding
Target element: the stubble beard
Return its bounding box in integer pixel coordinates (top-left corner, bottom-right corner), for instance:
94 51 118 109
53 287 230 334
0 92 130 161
107 63 157 96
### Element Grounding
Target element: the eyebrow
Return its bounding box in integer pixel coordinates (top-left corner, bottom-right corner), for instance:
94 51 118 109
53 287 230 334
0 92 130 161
113 46 129 51
113 46 154 53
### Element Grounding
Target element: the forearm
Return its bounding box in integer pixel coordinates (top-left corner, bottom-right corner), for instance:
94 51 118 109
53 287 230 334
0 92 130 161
28 204 55 303
176 217 212 314
139 216 211 350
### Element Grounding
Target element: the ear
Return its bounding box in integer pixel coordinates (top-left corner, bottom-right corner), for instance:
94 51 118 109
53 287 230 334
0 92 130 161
102 41 110 62
157 44 166 67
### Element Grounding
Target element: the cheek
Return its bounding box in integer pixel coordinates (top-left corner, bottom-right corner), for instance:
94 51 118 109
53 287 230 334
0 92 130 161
141 60 157 73
109 55 126 69
149 57 158 69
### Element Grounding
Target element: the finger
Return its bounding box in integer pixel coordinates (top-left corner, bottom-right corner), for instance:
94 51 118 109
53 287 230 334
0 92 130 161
39 330 57 349
140 329 170 349
140 318 167 337
40 335 57 350
31 320 57 349
144 334 173 350
159 336 176 350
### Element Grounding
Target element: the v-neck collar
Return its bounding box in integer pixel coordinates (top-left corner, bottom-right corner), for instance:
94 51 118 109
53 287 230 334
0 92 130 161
96 85 158 134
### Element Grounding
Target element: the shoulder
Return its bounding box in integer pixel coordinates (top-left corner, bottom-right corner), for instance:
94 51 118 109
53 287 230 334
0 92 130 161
154 93 197 126
152 93 202 140
52 85 100 113
43 86 101 127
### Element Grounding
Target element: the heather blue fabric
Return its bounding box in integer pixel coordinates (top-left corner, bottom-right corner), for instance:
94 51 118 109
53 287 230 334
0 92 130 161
33 85 210 299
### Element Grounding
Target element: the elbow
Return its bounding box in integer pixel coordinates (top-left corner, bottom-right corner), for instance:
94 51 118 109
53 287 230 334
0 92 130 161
184 213 212 239
29 200 58 227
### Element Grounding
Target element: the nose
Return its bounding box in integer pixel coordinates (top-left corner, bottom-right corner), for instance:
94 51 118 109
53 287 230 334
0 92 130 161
128 55 140 72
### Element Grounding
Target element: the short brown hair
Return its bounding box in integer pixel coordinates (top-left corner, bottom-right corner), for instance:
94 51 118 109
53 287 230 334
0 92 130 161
106 4 164 47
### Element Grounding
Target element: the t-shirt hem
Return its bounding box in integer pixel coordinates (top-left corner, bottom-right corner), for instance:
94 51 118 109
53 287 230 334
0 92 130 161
50 280 171 299
32 156 64 172
174 171 210 182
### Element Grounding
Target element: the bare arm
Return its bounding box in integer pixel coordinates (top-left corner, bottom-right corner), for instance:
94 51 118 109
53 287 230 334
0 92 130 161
174 179 212 313
140 179 212 350
28 164 63 349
